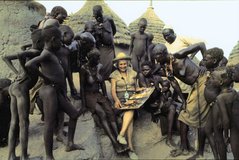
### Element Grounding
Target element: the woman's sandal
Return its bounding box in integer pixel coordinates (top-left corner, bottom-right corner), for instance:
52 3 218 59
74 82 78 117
128 150 139 160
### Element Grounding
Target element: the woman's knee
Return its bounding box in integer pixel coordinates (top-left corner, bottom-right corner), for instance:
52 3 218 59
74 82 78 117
122 110 134 122
125 110 134 115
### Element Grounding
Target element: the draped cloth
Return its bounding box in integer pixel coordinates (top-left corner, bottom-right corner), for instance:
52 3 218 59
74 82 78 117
178 74 209 128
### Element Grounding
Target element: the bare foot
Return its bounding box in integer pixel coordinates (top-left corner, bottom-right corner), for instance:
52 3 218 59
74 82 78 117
65 144 85 152
187 153 203 160
8 154 20 160
170 148 189 157
56 134 66 144
21 155 29 160
29 156 43 160
9 155 20 160
166 138 177 148
45 156 55 160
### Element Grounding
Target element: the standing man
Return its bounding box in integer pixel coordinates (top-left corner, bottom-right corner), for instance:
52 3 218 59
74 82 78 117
162 26 205 151
30 6 69 114
162 25 204 99
92 5 116 80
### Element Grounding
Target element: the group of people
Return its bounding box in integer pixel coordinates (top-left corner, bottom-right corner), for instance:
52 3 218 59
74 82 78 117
0 4 239 160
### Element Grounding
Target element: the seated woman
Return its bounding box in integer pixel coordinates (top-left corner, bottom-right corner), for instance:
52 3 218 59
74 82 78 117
110 52 139 159
80 49 127 154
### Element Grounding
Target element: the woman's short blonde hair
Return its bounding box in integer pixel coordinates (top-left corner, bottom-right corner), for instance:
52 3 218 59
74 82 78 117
113 52 131 68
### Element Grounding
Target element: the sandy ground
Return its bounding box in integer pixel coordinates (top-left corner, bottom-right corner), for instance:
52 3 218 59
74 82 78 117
0 74 234 160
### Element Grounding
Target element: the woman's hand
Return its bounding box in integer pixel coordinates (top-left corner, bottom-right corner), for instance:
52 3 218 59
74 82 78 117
114 100 122 109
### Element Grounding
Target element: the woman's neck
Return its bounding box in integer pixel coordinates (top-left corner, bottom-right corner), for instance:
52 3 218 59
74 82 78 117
119 70 127 77
119 69 126 73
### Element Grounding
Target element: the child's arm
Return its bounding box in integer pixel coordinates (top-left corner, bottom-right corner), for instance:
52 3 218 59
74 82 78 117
168 77 186 110
173 42 206 59
216 94 230 130
100 80 108 97
66 54 78 98
152 64 162 75
154 75 163 91
138 73 147 88
80 67 87 110
21 44 32 51
19 49 40 74
2 54 21 74
166 90 172 100
146 36 151 62
25 52 50 83
98 64 108 98
2 50 37 74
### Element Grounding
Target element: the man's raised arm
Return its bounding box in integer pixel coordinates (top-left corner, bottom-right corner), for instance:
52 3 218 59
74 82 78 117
173 42 206 59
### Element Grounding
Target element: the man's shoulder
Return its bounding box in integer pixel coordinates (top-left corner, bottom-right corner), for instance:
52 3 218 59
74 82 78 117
61 45 71 53
104 15 113 21
57 47 70 58
41 49 54 57
178 35 203 45
138 72 145 79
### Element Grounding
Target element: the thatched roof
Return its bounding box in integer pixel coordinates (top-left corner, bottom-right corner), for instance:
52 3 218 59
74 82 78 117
128 6 166 44
228 41 239 66
0 1 45 78
228 41 239 90
65 0 130 47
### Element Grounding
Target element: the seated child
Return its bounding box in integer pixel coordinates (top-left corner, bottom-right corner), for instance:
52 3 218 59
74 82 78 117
156 80 180 147
138 61 162 115
138 61 179 147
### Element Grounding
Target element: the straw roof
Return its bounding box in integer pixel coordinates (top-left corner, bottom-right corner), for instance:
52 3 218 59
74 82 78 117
228 41 239 90
228 41 239 66
65 0 130 47
0 1 45 78
128 6 166 44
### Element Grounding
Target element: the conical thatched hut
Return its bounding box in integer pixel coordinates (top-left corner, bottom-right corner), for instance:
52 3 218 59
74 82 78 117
228 41 239 66
128 5 165 44
65 0 130 54
0 0 45 78
227 41 239 90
